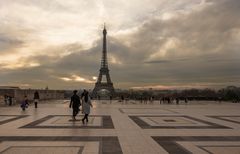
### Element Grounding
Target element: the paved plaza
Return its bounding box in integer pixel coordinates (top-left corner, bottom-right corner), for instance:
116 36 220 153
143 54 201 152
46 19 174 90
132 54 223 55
0 100 240 154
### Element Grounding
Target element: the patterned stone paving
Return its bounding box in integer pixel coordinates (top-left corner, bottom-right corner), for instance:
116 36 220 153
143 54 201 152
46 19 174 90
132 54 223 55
208 116 240 124
129 115 231 129
0 115 28 125
20 115 114 129
1 146 84 154
0 136 121 154
152 136 240 154
0 100 240 153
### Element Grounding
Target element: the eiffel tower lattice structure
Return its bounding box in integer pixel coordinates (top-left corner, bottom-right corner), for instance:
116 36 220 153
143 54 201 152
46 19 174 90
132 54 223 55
92 25 115 97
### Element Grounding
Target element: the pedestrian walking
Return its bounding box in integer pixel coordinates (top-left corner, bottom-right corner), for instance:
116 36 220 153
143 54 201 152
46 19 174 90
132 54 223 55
81 90 93 124
21 95 29 111
8 96 12 106
34 91 40 108
120 95 124 104
4 95 8 105
69 90 81 121
110 95 112 104
176 98 179 105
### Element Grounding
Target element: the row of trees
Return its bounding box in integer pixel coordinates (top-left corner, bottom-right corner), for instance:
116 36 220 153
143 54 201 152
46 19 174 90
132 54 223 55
114 86 240 102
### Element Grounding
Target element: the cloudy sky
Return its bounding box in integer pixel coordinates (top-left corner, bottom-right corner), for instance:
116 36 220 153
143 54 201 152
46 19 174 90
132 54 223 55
0 0 240 90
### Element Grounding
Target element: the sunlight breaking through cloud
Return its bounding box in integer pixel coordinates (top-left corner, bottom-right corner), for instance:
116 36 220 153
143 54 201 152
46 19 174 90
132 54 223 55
59 75 95 84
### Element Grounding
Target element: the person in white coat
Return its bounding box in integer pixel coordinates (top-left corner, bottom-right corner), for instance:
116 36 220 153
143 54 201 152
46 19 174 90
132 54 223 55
81 91 92 124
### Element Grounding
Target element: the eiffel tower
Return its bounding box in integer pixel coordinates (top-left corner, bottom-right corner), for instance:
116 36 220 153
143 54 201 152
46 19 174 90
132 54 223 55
92 25 115 97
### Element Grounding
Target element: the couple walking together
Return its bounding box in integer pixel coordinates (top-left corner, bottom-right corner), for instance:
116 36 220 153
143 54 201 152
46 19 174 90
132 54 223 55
69 90 92 124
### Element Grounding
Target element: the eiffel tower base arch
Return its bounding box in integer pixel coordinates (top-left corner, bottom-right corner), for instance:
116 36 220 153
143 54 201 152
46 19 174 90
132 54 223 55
91 83 115 98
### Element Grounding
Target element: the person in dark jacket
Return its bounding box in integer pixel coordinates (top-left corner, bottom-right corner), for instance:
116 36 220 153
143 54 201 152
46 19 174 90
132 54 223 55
8 95 13 106
69 90 81 120
34 91 40 108
81 89 87 99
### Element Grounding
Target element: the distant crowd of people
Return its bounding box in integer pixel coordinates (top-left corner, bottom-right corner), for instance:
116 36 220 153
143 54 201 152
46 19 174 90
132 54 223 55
118 95 189 105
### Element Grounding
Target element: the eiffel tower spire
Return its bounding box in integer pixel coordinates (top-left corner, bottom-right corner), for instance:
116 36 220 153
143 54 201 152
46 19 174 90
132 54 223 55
92 24 115 97
101 23 108 69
